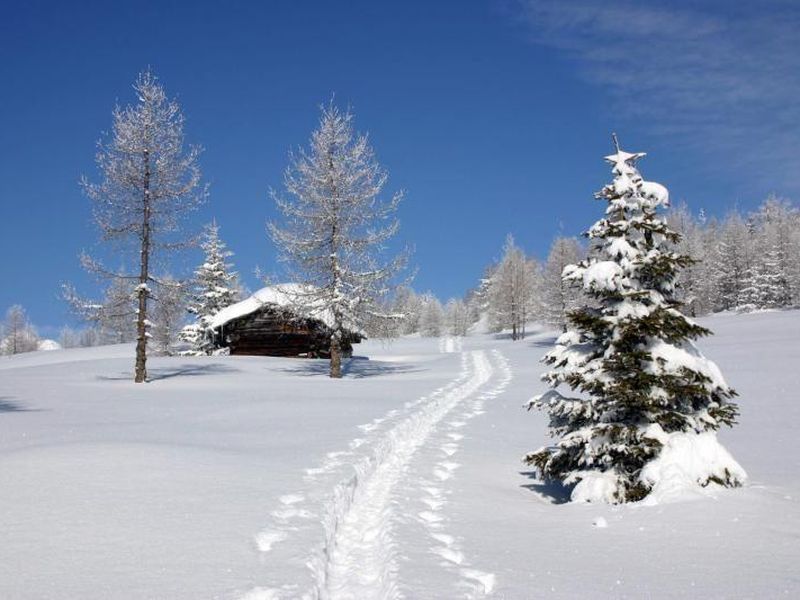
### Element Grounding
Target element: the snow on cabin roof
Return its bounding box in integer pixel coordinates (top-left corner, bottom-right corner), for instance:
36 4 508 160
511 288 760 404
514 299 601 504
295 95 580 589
209 284 336 330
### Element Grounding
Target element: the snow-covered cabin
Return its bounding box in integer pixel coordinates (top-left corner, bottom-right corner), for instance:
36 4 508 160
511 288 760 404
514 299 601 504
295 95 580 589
208 285 362 358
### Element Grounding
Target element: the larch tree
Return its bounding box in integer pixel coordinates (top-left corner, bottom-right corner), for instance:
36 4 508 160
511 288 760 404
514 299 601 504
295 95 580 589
666 203 708 316
59 327 82 349
541 237 584 331
444 298 470 336
489 235 537 340
747 197 798 308
78 69 205 382
62 276 135 345
151 276 187 356
392 286 423 335
269 102 407 378
98 277 138 343
418 293 445 337
180 221 240 355
710 212 753 311
526 136 745 504
1 305 39 355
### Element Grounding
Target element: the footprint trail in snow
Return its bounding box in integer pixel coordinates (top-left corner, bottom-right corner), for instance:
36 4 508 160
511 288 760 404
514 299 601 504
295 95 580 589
243 347 510 600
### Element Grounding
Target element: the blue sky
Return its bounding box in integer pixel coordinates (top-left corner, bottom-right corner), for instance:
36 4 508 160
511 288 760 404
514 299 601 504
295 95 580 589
1 0 798 335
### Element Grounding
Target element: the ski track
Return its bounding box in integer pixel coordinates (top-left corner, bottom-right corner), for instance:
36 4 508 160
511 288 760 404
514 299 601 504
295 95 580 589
438 336 463 354
243 346 509 600
412 349 512 598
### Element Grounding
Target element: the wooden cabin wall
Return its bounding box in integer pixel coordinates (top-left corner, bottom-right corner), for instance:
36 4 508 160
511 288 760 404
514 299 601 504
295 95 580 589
215 308 356 358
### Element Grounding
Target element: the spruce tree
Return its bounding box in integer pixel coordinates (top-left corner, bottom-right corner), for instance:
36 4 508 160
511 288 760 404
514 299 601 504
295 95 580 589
180 221 239 355
526 136 745 504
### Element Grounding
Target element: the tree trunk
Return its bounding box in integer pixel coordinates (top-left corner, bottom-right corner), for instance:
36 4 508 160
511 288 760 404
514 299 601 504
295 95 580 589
327 151 343 379
134 150 152 383
329 331 342 379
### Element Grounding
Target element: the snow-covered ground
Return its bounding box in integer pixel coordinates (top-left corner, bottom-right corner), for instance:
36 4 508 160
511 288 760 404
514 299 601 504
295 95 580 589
1 311 798 599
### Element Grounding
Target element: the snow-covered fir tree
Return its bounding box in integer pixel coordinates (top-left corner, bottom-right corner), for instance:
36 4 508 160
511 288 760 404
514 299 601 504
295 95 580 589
465 264 496 331
526 137 745 504
180 221 239 355
269 101 407 378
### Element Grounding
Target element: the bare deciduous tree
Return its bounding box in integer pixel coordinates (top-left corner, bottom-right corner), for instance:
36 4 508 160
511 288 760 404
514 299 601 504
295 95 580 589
488 235 538 340
76 69 205 382
269 102 407 378
540 237 584 331
1 305 39 355
151 276 187 356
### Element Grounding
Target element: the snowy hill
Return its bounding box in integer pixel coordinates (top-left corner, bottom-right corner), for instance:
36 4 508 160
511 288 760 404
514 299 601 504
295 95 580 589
0 311 798 598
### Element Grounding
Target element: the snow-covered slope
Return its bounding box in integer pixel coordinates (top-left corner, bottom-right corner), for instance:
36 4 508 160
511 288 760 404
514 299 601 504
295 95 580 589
0 312 798 599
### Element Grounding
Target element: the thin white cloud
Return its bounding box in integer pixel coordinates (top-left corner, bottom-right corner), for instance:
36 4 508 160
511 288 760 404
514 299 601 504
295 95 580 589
513 0 800 194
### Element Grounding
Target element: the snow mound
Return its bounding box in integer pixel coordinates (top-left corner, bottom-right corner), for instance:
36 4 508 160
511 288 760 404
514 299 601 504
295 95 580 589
570 471 621 504
569 430 747 505
37 339 62 351
640 431 747 505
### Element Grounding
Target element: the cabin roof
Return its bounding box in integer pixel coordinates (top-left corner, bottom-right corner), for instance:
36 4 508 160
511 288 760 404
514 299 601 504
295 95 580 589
209 284 337 331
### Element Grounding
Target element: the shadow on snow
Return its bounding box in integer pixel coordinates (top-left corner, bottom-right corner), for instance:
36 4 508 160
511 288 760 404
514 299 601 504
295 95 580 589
97 363 240 382
519 470 572 504
277 356 425 379
528 335 559 349
0 397 44 413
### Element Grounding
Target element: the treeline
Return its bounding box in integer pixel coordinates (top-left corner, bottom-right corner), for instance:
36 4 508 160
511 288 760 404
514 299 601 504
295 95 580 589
667 196 800 314
370 234 585 339
62 221 244 356
8 197 796 356
369 196 800 340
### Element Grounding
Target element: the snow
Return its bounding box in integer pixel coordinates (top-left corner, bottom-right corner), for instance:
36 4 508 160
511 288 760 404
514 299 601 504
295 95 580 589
646 338 729 390
640 180 670 207
0 311 799 598
573 260 624 291
569 470 623 504
640 430 748 504
36 338 61 351
209 283 336 331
